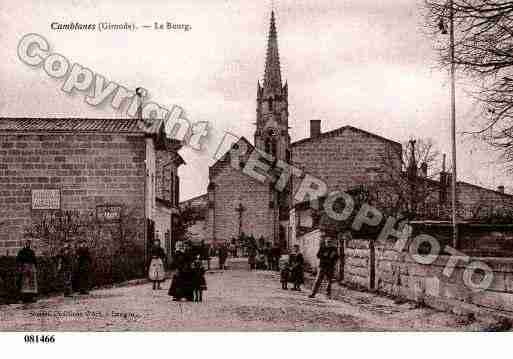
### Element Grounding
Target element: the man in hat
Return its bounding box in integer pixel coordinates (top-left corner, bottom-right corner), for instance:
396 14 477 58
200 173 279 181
309 236 339 299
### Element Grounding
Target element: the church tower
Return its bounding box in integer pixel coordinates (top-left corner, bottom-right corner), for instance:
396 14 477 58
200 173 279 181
255 10 291 248
255 11 291 164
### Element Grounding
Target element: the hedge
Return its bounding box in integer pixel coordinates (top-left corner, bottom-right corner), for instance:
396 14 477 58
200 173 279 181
0 249 145 304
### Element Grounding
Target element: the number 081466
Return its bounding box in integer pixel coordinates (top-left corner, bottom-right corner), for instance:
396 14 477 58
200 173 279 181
24 335 55 344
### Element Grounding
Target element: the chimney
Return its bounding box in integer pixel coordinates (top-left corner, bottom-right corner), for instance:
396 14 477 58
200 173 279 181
310 120 321 138
498 185 505 193
135 87 145 119
420 162 428 178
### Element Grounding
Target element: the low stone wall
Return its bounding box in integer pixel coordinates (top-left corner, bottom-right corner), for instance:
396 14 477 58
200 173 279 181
343 239 371 288
375 245 513 312
341 238 513 314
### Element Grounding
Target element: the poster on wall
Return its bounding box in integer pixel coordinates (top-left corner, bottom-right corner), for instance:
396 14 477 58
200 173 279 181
31 189 60 210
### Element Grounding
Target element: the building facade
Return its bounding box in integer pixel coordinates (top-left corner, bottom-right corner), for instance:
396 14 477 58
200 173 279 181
0 118 183 257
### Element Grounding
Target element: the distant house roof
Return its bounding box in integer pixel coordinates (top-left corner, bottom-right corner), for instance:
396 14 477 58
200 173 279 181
457 180 513 199
180 193 208 209
208 136 255 180
292 125 402 148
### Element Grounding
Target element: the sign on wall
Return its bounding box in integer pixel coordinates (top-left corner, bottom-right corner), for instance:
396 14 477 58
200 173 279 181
96 205 122 222
31 189 61 210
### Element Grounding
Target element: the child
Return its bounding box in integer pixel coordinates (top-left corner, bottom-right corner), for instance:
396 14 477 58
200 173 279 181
280 263 290 290
192 256 207 302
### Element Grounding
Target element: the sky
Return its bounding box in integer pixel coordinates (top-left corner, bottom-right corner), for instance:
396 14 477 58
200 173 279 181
0 0 510 201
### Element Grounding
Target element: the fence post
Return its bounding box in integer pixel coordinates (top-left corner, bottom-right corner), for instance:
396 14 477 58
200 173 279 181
338 237 345 282
338 231 351 283
369 239 375 290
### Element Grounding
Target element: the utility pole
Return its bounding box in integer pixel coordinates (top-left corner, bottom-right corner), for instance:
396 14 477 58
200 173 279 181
439 2 458 248
449 0 458 249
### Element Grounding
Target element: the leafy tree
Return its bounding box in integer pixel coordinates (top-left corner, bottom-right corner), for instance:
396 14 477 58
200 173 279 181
376 138 442 219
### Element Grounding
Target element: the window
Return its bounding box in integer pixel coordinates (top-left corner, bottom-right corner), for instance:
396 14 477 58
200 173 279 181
174 175 180 207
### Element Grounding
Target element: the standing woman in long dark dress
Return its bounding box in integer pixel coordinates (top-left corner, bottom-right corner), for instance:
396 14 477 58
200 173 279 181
289 244 304 291
76 240 92 294
148 239 166 290
57 243 74 297
16 240 38 303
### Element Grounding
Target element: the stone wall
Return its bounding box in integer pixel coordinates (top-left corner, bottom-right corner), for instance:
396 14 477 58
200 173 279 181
0 132 146 254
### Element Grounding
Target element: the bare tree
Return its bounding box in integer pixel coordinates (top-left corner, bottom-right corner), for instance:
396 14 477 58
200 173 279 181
25 208 144 257
373 138 442 219
423 0 513 168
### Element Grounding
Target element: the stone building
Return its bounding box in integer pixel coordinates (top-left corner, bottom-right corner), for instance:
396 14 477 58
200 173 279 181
291 123 402 202
154 148 184 259
0 118 183 258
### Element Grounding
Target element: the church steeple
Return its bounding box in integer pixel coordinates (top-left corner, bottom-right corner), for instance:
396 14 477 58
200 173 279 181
263 11 282 95
255 10 290 162
256 9 292 246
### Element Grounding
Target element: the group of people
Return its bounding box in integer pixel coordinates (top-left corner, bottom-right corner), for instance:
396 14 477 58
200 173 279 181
15 239 92 303
280 244 305 291
281 237 341 298
248 242 281 271
56 240 92 297
211 236 340 298
168 244 208 302
147 239 208 302
15 234 343 305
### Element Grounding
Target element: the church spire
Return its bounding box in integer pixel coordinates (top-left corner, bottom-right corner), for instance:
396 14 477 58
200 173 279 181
263 10 282 95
